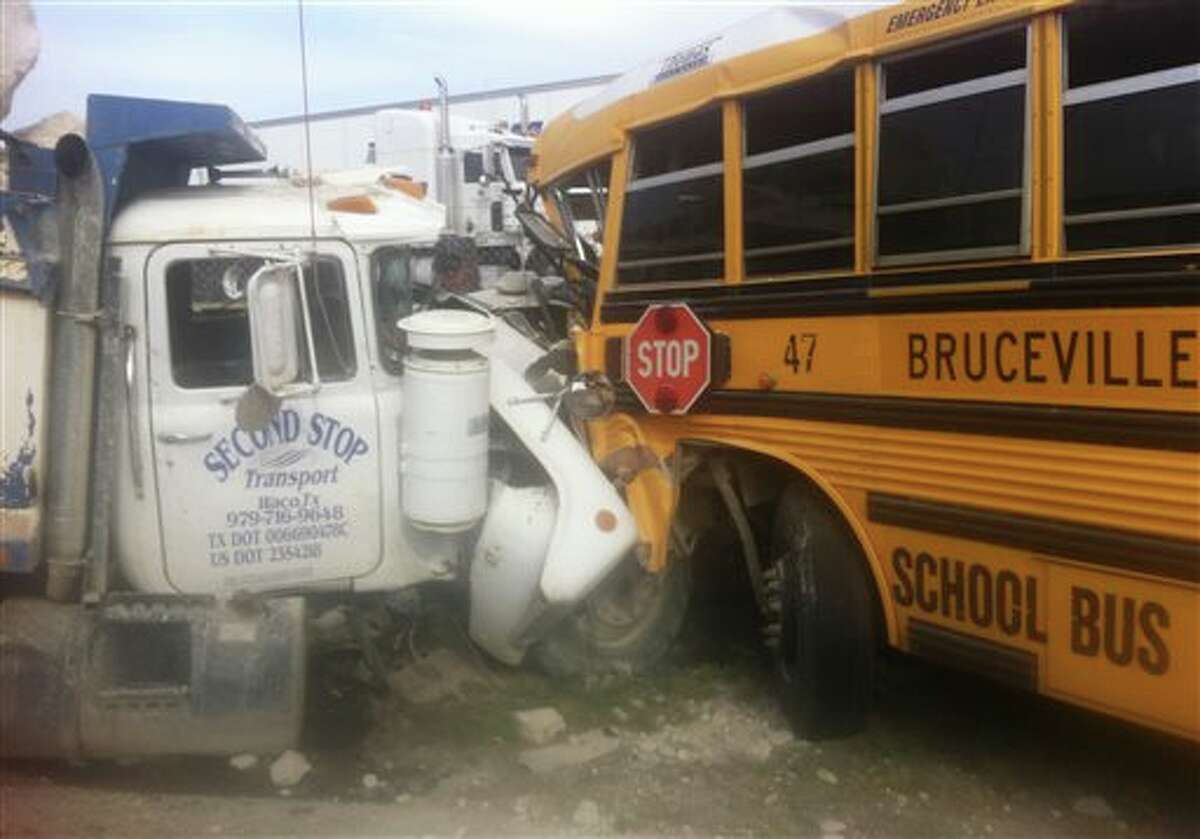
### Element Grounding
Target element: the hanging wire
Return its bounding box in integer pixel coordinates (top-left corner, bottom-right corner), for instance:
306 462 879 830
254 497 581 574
295 0 350 378
296 0 318 245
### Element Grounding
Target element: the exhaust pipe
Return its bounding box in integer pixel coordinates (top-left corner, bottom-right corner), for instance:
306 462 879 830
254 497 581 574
433 75 460 234
43 134 104 603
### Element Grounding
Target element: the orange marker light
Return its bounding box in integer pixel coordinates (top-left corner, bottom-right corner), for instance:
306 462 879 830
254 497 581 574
326 194 378 214
595 510 618 532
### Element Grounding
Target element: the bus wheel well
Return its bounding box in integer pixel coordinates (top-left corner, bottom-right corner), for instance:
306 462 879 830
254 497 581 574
670 443 886 652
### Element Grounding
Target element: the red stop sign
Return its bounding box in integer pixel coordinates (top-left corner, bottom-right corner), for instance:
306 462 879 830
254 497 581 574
625 303 712 414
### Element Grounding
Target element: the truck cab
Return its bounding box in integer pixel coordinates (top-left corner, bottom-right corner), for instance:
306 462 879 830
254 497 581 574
0 94 635 759
111 160 454 597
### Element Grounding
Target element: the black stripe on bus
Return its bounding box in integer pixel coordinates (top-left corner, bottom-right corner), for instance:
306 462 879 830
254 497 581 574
599 255 1200 322
868 492 1200 584
614 388 1200 452
907 618 1039 692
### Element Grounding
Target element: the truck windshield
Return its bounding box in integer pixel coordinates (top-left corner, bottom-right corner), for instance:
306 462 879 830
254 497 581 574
506 146 533 183
548 158 611 265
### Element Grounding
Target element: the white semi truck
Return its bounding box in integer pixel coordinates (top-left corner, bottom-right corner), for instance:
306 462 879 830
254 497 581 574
0 94 634 759
372 79 534 282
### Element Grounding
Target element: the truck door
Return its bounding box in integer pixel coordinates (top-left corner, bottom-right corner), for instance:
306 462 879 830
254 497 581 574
145 241 382 593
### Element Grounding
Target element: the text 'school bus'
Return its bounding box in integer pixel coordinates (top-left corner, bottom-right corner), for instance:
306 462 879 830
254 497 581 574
528 0 1198 740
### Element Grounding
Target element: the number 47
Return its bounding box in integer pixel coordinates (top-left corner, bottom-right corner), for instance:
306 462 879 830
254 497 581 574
784 333 817 373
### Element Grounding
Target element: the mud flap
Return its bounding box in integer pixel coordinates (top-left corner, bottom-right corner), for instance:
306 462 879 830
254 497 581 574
0 594 305 759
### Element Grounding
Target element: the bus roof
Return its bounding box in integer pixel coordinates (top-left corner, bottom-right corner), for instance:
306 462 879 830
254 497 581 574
533 0 1071 185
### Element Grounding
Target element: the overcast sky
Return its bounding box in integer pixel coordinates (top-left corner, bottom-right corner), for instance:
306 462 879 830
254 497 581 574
3 1 884 129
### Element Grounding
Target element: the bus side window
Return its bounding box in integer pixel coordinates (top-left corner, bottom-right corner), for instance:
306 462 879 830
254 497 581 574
742 70 855 278
1062 0 1200 251
876 27 1029 264
618 108 724 284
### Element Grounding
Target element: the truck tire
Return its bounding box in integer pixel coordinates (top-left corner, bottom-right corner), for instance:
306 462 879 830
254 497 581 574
771 482 875 739
532 554 690 678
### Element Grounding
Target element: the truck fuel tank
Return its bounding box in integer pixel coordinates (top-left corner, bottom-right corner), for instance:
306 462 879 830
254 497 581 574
397 309 495 533
0 594 305 759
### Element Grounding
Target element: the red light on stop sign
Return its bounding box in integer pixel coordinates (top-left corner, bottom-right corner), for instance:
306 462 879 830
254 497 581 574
625 303 713 415
654 384 679 413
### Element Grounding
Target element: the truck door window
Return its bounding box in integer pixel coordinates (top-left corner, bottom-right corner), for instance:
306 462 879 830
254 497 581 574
165 256 356 389
302 259 357 382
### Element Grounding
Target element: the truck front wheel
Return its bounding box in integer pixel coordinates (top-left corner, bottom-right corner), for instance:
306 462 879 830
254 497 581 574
531 554 690 677
771 483 876 739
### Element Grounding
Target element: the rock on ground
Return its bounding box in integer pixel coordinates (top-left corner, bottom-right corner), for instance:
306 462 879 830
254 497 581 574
627 697 793 766
311 607 352 646
518 730 620 775
228 754 258 771
512 707 567 746
269 750 312 788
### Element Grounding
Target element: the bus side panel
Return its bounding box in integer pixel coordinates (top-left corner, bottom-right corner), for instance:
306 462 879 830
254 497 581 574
1044 563 1197 739
868 519 1198 740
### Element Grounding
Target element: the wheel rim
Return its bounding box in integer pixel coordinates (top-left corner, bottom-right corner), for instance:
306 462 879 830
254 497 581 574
581 561 664 648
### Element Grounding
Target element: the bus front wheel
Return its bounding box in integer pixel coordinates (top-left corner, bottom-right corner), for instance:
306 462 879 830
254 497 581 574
531 554 690 677
771 483 876 739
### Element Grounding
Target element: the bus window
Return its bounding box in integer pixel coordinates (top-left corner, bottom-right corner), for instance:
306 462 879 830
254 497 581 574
1063 0 1200 251
742 70 855 277
876 27 1029 264
618 108 724 284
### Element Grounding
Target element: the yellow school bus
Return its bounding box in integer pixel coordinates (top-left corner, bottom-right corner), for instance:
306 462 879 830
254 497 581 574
525 0 1199 740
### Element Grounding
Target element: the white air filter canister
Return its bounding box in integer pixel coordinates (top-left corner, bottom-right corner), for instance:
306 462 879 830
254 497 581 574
397 309 495 532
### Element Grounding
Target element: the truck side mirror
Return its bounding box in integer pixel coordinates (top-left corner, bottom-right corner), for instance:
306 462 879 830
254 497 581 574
246 263 303 394
563 371 616 421
515 207 572 257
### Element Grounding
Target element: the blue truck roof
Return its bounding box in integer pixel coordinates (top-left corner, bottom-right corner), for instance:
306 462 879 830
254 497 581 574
86 94 267 213
2 94 267 298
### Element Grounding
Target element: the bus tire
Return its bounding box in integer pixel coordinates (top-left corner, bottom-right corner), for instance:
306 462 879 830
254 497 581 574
531 554 690 678
771 482 875 739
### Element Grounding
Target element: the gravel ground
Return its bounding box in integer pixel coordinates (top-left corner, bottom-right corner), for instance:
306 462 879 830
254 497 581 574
3 575 1197 837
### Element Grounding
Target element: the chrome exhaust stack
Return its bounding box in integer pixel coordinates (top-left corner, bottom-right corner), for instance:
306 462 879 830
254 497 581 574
433 75 461 233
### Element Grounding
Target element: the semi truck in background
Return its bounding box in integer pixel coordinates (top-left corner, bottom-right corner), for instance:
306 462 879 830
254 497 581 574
270 79 538 289
369 78 536 286
0 93 635 759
